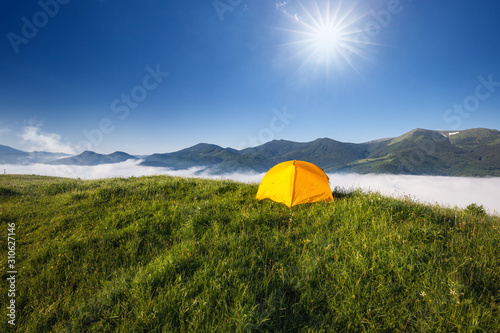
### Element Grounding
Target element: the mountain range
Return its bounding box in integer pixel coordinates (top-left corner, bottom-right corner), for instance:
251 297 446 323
50 151 138 166
1 128 500 177
0 144 70 164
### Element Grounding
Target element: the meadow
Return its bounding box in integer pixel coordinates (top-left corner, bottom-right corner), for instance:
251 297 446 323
0 174 499 332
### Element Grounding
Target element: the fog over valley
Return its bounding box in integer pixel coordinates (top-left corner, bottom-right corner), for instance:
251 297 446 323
2 160 499 215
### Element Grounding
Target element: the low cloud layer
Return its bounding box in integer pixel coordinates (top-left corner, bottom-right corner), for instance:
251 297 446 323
328 173 500 215
1 160 499 214
0 160 264 183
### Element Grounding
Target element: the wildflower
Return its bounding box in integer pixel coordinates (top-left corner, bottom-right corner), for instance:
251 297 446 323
420 291 426 297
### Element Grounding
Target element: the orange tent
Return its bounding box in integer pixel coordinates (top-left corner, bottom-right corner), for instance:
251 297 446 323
256 160 334 207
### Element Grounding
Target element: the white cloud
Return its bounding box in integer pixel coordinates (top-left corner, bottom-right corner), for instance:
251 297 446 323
20 126 78 154
276 1 287 9
1 161 499 215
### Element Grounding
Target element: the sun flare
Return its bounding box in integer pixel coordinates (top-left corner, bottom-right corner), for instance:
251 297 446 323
280 0 371 74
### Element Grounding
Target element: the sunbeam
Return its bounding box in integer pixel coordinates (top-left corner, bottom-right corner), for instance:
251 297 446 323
279 0 377 76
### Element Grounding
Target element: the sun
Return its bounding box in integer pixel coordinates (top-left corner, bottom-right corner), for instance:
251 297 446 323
279 0 371 75
312 25 342 64
316 25 340 53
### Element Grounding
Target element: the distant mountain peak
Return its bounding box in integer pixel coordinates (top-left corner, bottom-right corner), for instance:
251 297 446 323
80 150 99 155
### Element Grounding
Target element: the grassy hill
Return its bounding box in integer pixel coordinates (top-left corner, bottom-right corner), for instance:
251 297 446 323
348 128 500 176
1 175 499 332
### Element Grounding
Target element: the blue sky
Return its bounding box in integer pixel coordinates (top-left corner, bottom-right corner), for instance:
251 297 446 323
1 0 499 154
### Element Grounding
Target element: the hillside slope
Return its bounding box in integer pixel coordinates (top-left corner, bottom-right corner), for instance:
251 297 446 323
0 175 499 332
349 128 500 176
142 143 270 173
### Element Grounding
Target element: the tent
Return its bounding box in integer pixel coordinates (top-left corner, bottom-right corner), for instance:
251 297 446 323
256 160 334 207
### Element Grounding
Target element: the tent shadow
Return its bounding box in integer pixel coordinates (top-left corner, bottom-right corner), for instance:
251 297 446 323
331 186 358 200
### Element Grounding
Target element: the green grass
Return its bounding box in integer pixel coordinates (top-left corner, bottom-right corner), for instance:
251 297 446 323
1 174 499 332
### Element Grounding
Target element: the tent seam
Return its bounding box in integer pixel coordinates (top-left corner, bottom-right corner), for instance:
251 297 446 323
291 160 298 207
